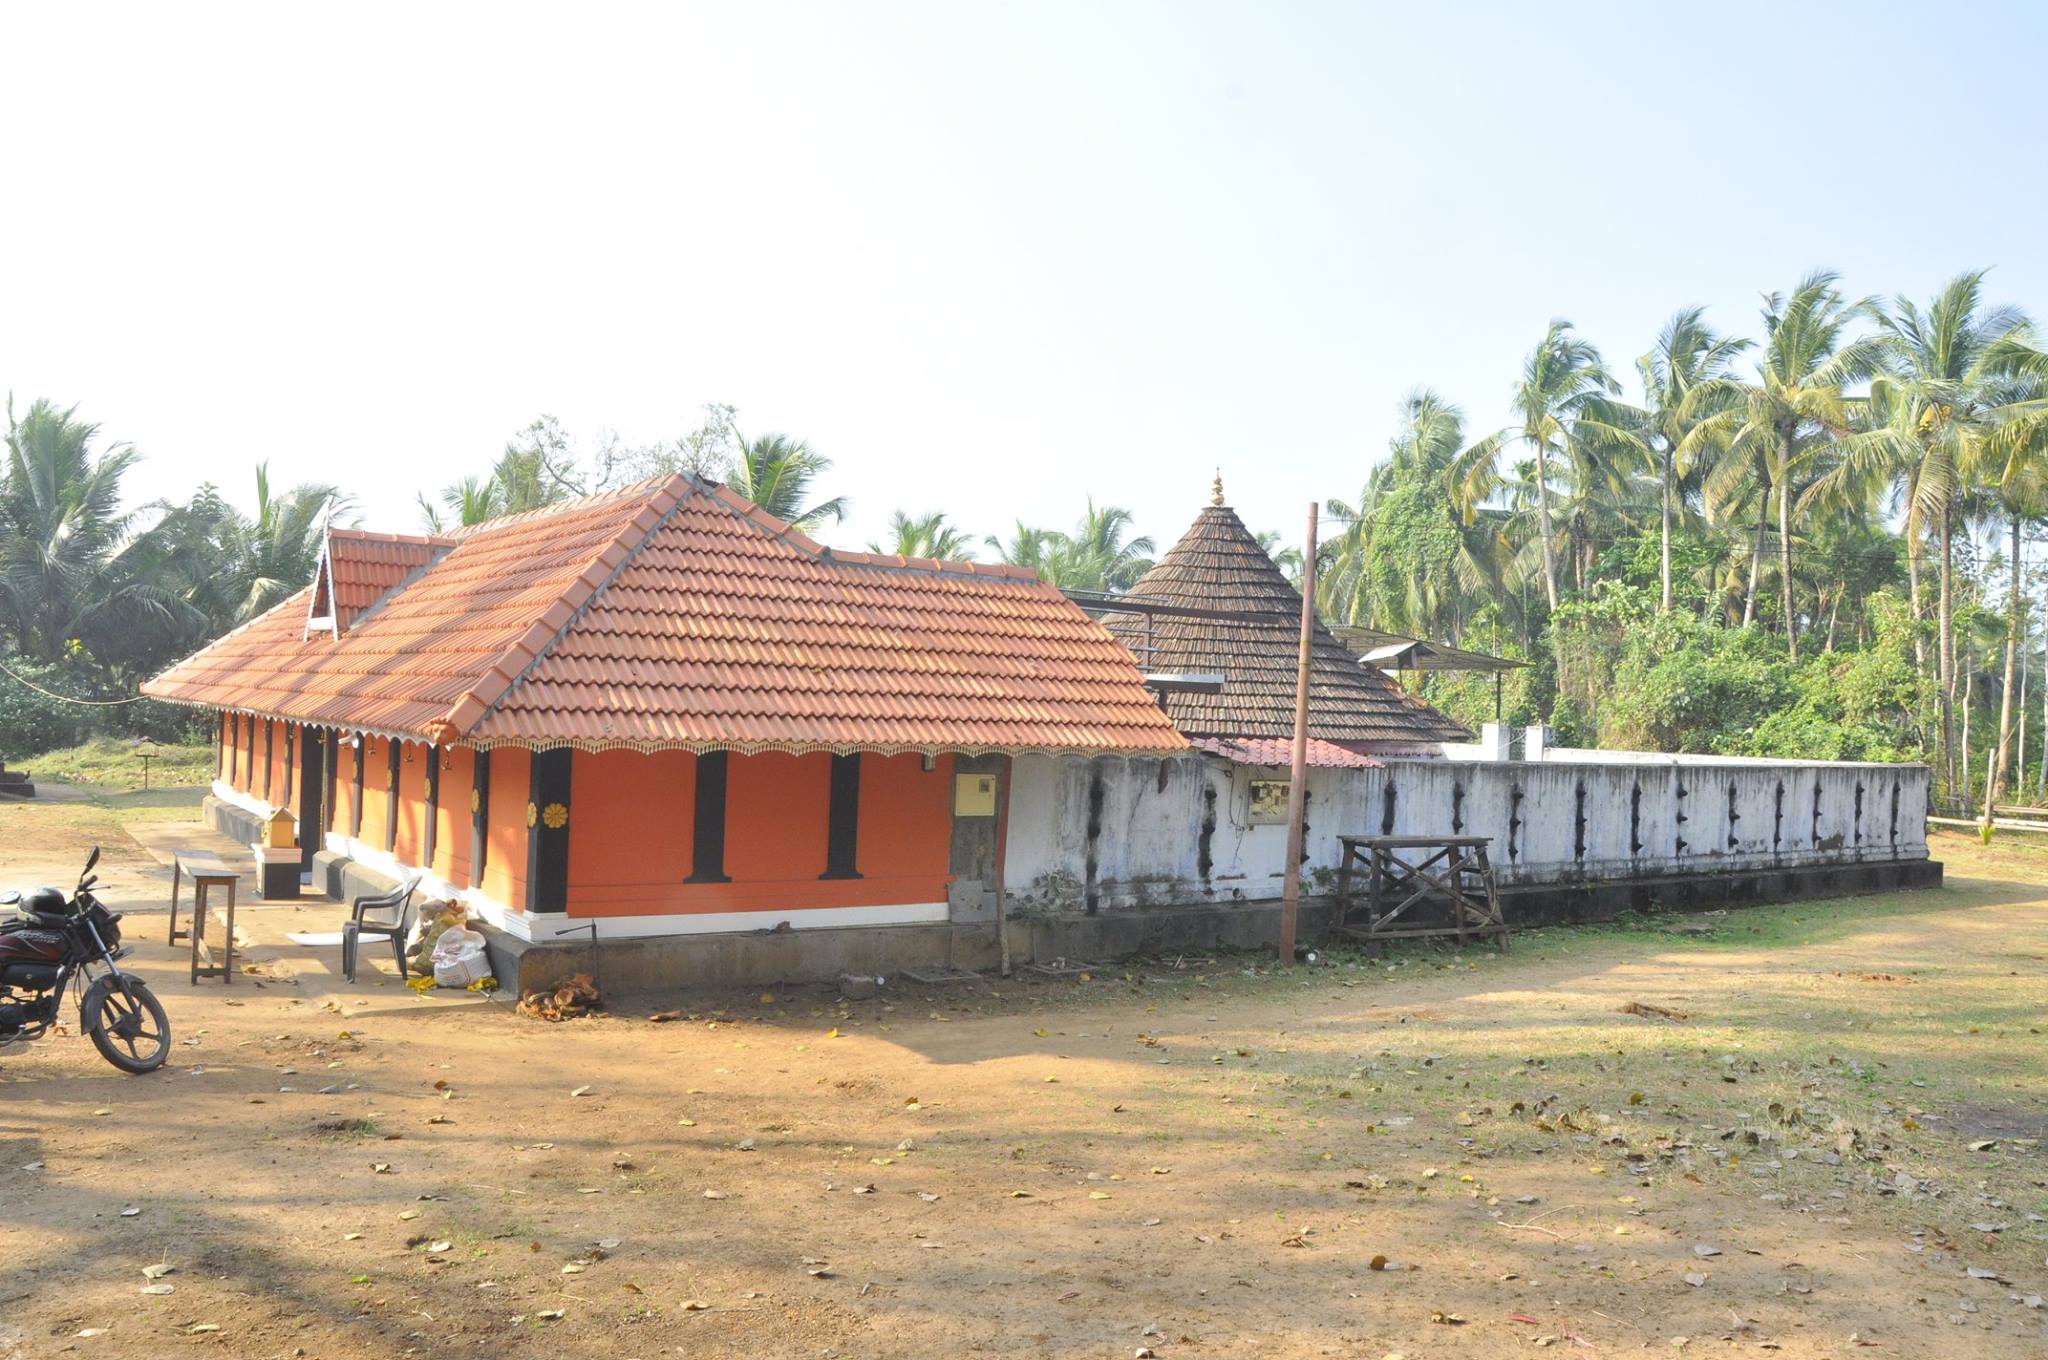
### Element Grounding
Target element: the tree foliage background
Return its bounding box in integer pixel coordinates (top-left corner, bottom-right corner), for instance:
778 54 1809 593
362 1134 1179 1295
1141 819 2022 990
7 267 2048 813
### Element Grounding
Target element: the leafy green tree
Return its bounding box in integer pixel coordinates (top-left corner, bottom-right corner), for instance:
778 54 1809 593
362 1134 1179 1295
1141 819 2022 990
1322 391 1502 642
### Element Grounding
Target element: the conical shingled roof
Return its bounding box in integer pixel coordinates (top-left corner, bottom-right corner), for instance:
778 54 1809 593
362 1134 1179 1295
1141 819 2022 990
1103 499 1471 748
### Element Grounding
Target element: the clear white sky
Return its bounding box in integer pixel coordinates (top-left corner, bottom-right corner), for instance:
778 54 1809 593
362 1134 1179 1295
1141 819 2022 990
4 1 2045 558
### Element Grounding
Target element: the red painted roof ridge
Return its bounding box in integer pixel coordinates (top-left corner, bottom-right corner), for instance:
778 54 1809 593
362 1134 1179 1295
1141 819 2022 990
438 472 687 540
820 547 1040 582
328 525 458 549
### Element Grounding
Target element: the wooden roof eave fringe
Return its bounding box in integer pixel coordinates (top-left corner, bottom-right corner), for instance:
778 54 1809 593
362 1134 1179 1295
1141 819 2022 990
194 700 1186 761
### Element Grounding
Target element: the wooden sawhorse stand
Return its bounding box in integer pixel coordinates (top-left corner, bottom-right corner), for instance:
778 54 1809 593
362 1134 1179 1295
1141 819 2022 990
168 850 241 983
1334 834 1509 954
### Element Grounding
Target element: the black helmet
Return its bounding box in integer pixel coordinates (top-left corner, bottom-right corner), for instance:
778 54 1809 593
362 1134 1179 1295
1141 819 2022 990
21 887 65 920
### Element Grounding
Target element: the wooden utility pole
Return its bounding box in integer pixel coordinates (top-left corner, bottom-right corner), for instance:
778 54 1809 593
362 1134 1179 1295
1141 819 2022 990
1279 502 1318 966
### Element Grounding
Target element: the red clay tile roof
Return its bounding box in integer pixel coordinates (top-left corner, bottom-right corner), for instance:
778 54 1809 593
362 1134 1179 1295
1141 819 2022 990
1102 501 1471 748
1190 736 1382 769
315 527 451 633
144 475 1188 758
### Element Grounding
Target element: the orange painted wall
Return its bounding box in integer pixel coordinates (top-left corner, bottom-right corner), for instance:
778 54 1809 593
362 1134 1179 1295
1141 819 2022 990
435 747 473 888
727 752 832 881
856 752 956 879
266 719 289 804
482 747 530 910
218 714 232 784
358 737 390 852
566 748 697 898
394 742 428 864
333 740 358 837
565 749 953 917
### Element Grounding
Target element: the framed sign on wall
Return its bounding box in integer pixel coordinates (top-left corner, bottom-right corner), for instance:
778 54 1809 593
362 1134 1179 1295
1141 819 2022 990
1248 778 1290 825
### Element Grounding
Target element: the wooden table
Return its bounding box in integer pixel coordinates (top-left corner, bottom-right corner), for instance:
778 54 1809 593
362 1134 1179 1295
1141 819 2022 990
167 850 241 983
1334 834 1509 953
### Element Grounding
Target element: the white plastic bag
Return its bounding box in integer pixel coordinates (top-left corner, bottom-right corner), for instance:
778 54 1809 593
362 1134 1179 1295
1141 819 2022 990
431 925 491 988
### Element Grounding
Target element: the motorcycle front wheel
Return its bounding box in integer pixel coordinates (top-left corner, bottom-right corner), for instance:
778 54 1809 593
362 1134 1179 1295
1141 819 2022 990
82 976 170 1073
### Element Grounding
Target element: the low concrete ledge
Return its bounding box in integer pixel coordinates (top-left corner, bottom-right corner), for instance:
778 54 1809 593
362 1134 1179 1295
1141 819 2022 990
1017 898 1344 965
479 918 1003 996
1493 856 1943 924
203 795 265 850
203 797 1942 995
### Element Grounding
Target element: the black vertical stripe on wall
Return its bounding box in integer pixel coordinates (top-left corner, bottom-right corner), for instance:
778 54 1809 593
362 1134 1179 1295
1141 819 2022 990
282 725 295 806
325 730 340 833
821 753 863 879
471 750 491 880
350 737 365 838
261 720 274 800
423 747 441 868
385 739 401 854
243 714 256 789
687 751 732 883
525 747 572 913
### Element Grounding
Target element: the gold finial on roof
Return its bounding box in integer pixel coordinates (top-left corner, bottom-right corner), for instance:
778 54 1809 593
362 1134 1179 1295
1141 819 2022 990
1211 470 1225 507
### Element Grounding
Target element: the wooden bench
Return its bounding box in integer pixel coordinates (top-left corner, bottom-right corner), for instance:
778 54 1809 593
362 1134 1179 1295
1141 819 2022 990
1334 834 1509 954
168 850 242 983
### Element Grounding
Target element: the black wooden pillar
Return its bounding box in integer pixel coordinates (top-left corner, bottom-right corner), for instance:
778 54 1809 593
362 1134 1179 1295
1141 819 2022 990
423 747 441 868
282 724 295 806
687 751 731 883
525 747 572 913
470 750 492 883
385 738 402 854
821 753 862 879
350 736 365 838
242 714 256 790
261 719 274 801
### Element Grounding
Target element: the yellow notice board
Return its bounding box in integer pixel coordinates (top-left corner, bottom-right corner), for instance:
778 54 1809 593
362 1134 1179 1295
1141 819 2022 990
954 772 998 816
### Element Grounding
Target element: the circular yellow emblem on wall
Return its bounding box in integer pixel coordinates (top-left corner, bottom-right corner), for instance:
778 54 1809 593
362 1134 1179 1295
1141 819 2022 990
542 802 568 830
470 788 481 813
525 801 538 828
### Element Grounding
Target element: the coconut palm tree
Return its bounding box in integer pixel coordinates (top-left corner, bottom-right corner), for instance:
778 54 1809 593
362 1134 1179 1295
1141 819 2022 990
230 463 349 622
1805 271 2030 783
870 510 975 561
985 502 1153 591
419 474 504 532
1066 500 1155 591
729 432 847 531
985 522 1060 576
1633 310 1752 612
1465 322 1620 611
1691 272 1886 660
1322 389 1504 639
0 398 145 661
1977 366 2048 812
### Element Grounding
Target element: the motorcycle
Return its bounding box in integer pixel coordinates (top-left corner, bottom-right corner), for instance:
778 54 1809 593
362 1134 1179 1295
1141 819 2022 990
0 846 170 1073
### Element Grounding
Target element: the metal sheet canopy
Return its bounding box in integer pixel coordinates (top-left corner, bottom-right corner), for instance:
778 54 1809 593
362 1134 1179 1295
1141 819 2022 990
1335 627 1527 674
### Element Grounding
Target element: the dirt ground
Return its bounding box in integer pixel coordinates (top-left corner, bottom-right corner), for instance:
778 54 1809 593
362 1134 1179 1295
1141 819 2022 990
2 792 2045 1359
